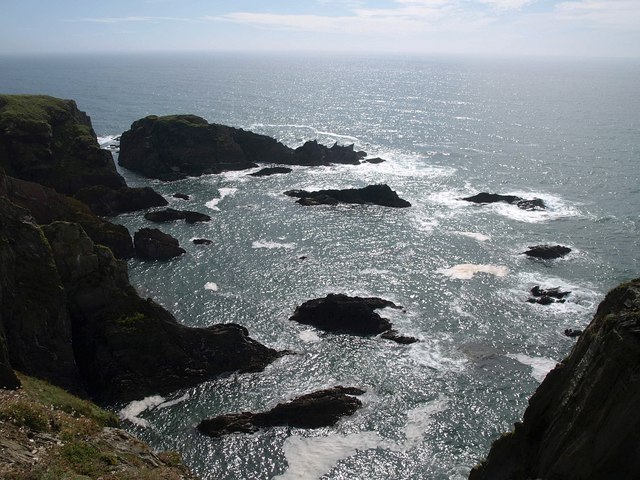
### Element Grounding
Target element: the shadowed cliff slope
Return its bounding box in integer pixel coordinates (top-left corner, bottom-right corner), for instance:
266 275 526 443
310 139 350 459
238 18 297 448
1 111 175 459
470 278 640 480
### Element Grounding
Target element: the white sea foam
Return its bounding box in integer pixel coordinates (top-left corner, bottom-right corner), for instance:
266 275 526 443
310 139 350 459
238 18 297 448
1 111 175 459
204 282 219 292
298 330 322 343
119 395 165 428
437 264 509 280
508 354 557 382
407 341 467 372
275 396 449 479
455 231 490 242
156 393 190 409
252 240 296 250
206 187 237 210
361 268 392 275
97 134 120 151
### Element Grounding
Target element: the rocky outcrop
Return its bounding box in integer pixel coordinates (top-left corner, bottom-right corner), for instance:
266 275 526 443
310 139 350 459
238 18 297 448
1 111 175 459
523 245 571 259
469 278 640 480
74 185 167 216
193 238 213 245
290 294 417 344
144 208 211 224
249 166 293 177
462 192 546 211
42 221 281 401
0 169 134 258
118 115 368 180
0 95 165 218
134 228 186 260
197 386 365 438
284 184 411 208
527 285 571 305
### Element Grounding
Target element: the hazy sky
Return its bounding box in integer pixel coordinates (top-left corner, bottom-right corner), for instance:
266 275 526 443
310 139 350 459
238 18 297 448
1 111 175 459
1 0 639 58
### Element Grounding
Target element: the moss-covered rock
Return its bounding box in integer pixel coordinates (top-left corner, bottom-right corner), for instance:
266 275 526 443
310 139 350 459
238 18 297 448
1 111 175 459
469 278 640 480
0 95 125 195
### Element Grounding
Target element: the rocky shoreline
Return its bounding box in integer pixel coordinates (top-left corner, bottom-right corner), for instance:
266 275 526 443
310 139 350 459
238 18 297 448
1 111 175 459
1 94 638 479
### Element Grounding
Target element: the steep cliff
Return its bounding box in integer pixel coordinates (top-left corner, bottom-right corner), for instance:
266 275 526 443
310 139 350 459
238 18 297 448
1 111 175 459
470 278 640 480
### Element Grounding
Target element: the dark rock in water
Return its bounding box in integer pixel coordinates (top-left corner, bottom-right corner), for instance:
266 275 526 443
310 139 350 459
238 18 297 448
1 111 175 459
527 296 560 305
523 245 572 259
144 208 211 224
363 157 386 164
531 285 571 299
118 115 369 180
290 294 414 344
469 278 640 480
292 140 366 166
197 386 365 437
134 228 185 260
193 238 213 245
298 255 308 260
564 328 583 338
284 184 411 208
249 166 292 177
173 192 190 200
0 169 134 259
461 192 546 211
74 185 167 216
0 94 126 195
380 330 419 345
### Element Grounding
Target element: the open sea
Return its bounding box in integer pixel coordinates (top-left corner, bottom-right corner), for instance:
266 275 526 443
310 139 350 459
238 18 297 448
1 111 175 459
1 53 639 479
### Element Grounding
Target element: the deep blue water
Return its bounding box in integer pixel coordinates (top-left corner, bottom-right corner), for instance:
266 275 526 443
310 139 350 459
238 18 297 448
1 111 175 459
1 53 639 479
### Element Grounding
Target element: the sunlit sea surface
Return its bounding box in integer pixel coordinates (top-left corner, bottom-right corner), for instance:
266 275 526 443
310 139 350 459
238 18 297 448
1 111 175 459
1 53 639 479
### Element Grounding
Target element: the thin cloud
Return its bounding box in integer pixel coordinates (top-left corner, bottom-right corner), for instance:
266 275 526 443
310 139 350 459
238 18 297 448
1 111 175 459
554 0 640 28
67 16 195 24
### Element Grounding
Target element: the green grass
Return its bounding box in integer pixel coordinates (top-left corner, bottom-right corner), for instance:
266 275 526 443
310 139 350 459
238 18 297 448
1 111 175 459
0 398 51 432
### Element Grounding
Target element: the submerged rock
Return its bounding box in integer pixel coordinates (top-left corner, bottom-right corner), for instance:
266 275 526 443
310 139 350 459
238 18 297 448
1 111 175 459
469 278 640 480
461 192 546 211
197 386 365 438
134 228 186 260
249 166 293 177
527 285 571 305
564 328 583 338
284 184 411 208
173 192 190 200
144 208 211 224
363 157 386 164
289 294 414 344
193 238 213 245
523 245 572 259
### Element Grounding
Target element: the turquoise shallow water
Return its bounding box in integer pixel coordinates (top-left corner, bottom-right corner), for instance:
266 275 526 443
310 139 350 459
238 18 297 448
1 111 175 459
1 53 639 479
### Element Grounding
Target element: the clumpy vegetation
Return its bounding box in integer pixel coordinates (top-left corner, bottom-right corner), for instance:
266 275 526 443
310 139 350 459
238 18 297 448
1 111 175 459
0 374 196 480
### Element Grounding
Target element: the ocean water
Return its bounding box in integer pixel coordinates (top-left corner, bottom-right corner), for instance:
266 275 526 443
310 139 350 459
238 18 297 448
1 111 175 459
1 53 639 479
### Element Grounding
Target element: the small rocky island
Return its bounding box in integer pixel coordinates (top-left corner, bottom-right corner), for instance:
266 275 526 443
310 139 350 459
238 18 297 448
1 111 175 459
118 114 368 180
290 294 417 344
462 192 546 211
284 184 411 208
197 386 365 438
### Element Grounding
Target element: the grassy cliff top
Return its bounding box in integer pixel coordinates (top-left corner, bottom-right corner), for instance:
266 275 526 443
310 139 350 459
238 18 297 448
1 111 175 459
0 374 196 480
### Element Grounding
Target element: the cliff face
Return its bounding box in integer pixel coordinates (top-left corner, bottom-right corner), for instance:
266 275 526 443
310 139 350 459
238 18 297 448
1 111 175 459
0 95 125 195
470 278 640 480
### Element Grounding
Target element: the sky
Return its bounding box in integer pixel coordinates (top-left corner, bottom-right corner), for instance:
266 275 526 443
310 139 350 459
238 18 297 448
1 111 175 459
1 0 639 58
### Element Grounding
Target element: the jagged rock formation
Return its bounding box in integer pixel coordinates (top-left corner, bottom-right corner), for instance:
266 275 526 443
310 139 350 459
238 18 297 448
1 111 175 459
0 201 281 402
249 166 293 177
74 185 167 216
284 184 411 208
197 386 365 438
290 294 417 344
527 285 571 305
118 114 366 180
469 278 640 480
462 192 546 211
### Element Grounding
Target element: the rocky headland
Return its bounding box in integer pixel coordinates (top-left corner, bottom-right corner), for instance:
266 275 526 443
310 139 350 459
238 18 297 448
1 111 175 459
118 114 367 180
470 278 640 480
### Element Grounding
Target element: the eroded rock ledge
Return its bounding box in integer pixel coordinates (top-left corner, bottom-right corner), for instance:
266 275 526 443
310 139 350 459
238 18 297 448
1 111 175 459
197 386 365 438
469 278 640 480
